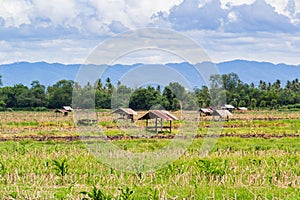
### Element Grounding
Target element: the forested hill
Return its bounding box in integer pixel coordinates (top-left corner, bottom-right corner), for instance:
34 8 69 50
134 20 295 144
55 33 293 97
0 60 299 87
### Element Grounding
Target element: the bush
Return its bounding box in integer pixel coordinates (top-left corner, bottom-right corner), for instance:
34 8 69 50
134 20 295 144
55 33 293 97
285 104 300 110
33 107 48 112
6 108 13 112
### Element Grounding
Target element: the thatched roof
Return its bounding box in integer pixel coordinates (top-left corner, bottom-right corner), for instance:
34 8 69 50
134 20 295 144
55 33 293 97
200 108 213 114
238 107 248 111
212 110 233 118
112 108 137 115
221 104 235 109
138 110 178 121
63 106 73 111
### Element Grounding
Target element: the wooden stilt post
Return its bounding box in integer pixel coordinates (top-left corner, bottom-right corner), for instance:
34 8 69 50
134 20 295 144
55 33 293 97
170 120 172 133
160 118 163 132
155 118 158 133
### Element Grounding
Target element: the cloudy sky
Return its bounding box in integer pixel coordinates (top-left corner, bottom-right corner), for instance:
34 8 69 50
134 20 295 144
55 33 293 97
0 0 300 65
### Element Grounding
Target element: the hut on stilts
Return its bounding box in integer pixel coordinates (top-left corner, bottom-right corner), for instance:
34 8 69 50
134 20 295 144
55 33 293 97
138 110 178 133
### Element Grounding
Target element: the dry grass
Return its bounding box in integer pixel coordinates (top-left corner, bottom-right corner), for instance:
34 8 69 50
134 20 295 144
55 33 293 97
0 110 300 140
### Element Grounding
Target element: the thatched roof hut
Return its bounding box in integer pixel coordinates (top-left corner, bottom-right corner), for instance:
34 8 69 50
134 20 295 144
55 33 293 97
212 109 233 121
199 108 213 116
112 108 137 123
221 104 235 112
138 110 178 133
237 107 248 111
63 106 73 111
55 109 69 116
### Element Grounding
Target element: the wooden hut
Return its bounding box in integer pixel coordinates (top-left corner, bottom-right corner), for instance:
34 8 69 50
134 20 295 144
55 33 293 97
112 108 137 123
138 110 178 133
237 107 248 112
55 109 69 116
54 106 73 117
212 110 232 121
63 106 73 112
199 108 213 116
221 104 235 112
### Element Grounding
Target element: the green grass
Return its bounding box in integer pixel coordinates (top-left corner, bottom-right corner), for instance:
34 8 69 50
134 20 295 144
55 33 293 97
6 121 39 126
196 118 300 136
0 137 300 199
1 110 300 199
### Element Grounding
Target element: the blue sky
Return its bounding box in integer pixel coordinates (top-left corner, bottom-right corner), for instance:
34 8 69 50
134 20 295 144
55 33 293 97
0 0 300 65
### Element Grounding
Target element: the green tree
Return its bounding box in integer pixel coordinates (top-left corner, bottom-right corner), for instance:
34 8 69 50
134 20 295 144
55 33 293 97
0 86 14 108
105 77 114 95
238 99 246 107
94 79 104 92
30 81 47 107
129 86 161 110
222 73 239 91
111 84 132 108
162 86 175 110
209 74 226 107
47 80 74 108
73 83 95 109
250 98 257 109
259 100 266 109
272 79 281 92
195 86 211 108
0 100 5 110
271 99 278 109
168 82 186 101
12 84 31 108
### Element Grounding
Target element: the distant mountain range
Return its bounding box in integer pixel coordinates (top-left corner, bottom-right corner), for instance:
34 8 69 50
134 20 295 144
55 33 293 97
0 60 299 88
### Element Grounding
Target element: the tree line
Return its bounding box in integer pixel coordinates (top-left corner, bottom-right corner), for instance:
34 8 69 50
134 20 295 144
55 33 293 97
0 73 300 111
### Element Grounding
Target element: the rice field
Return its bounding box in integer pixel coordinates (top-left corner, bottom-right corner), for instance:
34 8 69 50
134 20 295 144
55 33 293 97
0 110 300 199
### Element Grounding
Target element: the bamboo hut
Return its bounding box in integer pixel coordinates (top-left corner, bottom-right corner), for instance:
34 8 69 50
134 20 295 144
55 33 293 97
138 110 178 133
112 108 137 123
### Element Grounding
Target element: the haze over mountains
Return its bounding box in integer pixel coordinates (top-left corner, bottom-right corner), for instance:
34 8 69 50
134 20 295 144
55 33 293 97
0 60 299 88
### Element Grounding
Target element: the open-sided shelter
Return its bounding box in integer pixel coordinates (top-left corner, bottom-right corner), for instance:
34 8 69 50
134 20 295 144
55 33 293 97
212 109 233 121
112 108 137 123
63 106 73 112
221 104 235 112
199 108 213 116
55 106 73 117
237 107 248 112
55 109 69 116
138 110 178 133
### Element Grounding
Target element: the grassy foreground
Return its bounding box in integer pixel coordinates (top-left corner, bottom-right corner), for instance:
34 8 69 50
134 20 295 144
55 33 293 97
0 137 300 199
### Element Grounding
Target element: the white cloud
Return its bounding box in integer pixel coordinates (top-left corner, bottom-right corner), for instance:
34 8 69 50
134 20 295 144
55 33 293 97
31 0 78 26
0 0 300 65
125 0 183 26
0 0 32 27
0 39 95 64
185 30 300 65
265 0 288 15
1 0 299 36
227 11 237 22
0 0 185 38
151 0 300 32
223 0 298 32
222 0 300 23
154 0 227 30
220 0 256 8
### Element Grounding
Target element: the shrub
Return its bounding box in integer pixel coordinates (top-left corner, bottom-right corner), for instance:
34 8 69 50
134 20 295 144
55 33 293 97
34 107 48 112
